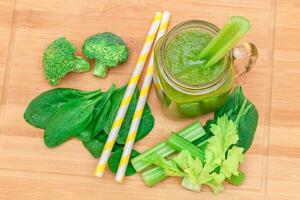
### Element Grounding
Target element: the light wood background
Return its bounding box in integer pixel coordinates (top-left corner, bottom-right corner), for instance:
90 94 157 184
0 0 299 199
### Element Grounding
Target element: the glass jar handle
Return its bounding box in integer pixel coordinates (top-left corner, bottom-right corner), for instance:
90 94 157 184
233 42 258 78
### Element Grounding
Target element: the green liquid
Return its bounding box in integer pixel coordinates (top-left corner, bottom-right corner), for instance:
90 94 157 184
165 30 225 85
154 29 235 118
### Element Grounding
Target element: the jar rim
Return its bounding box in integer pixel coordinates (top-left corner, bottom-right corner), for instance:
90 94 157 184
158 20 232 93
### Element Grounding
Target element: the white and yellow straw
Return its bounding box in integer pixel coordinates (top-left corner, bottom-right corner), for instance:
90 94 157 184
95 12 163 177
115 11 171 182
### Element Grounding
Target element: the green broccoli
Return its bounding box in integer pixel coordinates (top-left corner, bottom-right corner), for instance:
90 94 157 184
82 32 129 78
43 37 90 85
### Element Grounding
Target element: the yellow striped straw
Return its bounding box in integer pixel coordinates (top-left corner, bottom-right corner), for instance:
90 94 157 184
95 12 163 177
115 11 171 182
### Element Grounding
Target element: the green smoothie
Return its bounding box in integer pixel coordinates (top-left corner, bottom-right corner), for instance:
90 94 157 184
165 30 225 85
153 18 252 118
153 28 234 117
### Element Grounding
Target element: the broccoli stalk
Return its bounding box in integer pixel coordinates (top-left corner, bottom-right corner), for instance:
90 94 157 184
73 56 90 72
82 32 129 78
43 37 90 85
94 59 109 78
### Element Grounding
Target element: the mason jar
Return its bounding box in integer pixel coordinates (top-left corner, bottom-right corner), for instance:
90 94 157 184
153 20 257 118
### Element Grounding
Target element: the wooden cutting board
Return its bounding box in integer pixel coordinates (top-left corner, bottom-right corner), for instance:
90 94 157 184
0 0 299 199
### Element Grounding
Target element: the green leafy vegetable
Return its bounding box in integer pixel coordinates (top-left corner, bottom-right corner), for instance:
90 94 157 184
24 88 100 129
146 115 245 194
104 85 155 144
58 88 101 100
108 148 140 176
202 86 258 151
79 85 115 141
83 133 106 158
24 83 155 173
94 100 111 135
83 132 123 158
44 98 99 147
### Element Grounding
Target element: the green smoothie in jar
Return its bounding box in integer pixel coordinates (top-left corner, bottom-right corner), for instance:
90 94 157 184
153 17 256 118
165 30 225 86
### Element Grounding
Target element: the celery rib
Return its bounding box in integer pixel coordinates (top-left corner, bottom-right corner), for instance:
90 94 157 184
166 134 205 162
131 121 206 172
141 167 167 187
199 16 251 68
227 171 245 186
140 137 207 186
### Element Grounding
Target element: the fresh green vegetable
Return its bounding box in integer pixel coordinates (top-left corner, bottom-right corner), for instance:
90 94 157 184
83 133 107 158
82 32 129 78
43 37 90 85
140 138 208 186
108 148 140 176
166 134 205 162
227 171 245 186
148 115 244 193
104 85 155 144
147 153 187 177
137 86 257 187
24 84 155 172
83 132 123 158
199 86 258 151
24 88 101 129
142 115 244 193
93 100 112 137
131 121 206 172
197 16 251 68
139 118 238 187
79 85 115 141
141 167 167 187
44 97 101 147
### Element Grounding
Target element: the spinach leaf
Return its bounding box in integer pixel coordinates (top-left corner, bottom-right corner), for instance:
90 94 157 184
198 86 258 152
24 89 72 129
235 100 258 151
24 88 99 129
58 88 101 100
78 100 104 141
104 85 155 144
108 148 140 176
82 133 106 158
44 99 97 147
215 87 244 118
79 85 115 141
83 132 123 158
216 87 258 151
93 100 112 135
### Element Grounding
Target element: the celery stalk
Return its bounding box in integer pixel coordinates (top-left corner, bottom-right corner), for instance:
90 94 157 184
131 121 206 172
199 16 250 68
166 134 205 162
227 171 245 186
141 135 208 186
141 167 167 187
141 121 246 187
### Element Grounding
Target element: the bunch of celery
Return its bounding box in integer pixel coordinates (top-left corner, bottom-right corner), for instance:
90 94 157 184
131 115 245 193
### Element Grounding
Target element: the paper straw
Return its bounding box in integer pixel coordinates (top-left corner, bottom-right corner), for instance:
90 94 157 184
115 11 171 182
95 12 163 177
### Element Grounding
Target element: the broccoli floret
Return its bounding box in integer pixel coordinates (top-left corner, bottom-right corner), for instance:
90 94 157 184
43 37 90 85
82 32 129 78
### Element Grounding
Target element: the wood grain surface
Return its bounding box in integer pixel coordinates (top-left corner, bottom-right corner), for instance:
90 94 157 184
0 0 299 199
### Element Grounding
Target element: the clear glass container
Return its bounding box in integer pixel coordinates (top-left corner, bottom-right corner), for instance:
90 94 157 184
153 20 257 118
